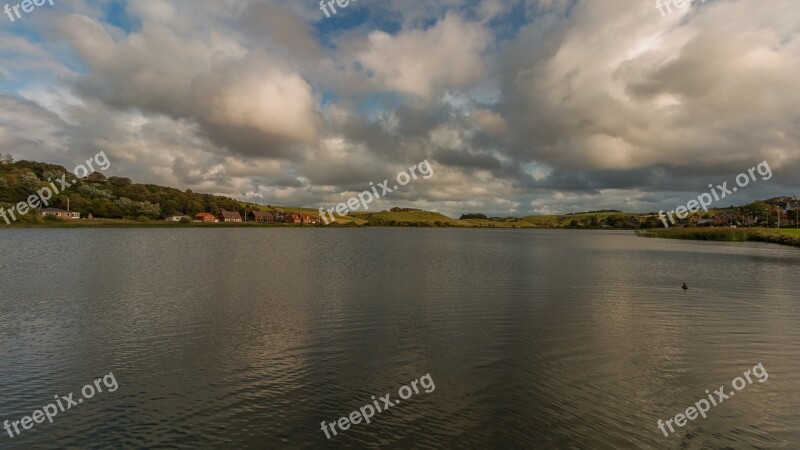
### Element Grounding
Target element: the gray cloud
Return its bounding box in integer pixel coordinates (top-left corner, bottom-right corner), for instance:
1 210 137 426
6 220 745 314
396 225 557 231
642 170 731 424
0 0 797 217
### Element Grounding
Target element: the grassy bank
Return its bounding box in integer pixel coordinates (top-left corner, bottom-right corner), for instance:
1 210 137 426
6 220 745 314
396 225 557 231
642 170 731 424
636 228 800 248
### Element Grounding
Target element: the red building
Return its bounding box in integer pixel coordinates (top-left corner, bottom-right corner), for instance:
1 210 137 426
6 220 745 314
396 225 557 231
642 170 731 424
195 213 219 223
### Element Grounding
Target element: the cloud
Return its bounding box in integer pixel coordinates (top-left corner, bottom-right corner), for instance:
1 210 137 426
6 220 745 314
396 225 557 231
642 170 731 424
352 14 491 99
0 0 797 217
54 8 319 159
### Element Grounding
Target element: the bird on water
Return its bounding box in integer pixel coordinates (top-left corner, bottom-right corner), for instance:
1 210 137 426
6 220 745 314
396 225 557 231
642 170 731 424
682 283 688 290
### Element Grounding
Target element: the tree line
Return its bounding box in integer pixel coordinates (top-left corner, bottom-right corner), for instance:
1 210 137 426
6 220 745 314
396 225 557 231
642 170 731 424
0 159 267 221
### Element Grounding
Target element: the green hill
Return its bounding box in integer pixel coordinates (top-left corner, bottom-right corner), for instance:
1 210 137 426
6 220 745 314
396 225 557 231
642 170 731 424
0 158 275 223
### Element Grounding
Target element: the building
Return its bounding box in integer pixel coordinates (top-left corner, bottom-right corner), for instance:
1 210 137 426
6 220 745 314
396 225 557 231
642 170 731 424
289 214 302 224
713 213 734 227
219 210 243 223
250 211 275 224
195 213 219 223
39 208 80 219
165 215 190 222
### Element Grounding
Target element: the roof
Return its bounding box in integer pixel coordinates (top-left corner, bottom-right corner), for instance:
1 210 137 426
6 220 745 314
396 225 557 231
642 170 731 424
251 211 274 217
219 210 242 219
195 212 216 217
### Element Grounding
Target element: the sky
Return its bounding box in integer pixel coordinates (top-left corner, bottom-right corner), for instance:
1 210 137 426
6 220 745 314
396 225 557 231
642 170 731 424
0 0 798 216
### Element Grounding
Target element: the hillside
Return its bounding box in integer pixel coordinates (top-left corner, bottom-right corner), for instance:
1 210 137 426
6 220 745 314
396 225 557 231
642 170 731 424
0 158 292 223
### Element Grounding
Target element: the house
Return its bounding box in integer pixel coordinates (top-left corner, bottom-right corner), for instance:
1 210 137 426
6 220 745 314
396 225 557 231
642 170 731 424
250 211 275 224
297 214 322 224
165 215 190 222
39 208 80 219
195 213 219 223
785 203 800 227
288 214 302 224
219 210 243 223
687 214 701 226
713 213 734 226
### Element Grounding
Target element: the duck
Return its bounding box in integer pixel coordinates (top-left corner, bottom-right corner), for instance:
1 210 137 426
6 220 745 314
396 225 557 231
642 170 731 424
682 283 688 290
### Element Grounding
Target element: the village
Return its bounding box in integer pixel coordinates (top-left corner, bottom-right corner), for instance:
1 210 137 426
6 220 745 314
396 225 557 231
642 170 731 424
35 208 325 225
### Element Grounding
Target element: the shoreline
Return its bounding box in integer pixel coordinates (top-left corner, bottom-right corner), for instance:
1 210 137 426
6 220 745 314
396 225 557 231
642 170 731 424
4 221 800 248
636 228 800 248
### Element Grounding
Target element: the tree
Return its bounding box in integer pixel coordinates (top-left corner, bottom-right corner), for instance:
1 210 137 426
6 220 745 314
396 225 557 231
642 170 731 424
460 213 488 220
0 154 14 165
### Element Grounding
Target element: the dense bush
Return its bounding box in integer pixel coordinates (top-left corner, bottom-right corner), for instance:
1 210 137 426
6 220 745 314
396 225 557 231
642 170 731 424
460 213 488 220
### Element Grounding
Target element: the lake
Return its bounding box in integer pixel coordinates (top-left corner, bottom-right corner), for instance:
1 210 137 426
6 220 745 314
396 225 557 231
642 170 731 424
0 228 798 448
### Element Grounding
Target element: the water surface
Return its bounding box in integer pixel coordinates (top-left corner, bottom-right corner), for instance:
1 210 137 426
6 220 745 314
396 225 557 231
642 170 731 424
0 229 798 448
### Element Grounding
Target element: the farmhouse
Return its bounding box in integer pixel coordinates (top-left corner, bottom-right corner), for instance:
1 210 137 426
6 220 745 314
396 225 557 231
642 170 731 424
250 211 275 224
195 213 219 223
219 210 243 223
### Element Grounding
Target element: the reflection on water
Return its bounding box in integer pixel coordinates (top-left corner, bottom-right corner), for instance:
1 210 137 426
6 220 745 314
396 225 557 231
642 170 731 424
0 228 798 448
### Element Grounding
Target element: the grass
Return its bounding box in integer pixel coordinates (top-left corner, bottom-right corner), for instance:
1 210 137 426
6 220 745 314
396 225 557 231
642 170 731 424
636 227 800 248
352 210 470 226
